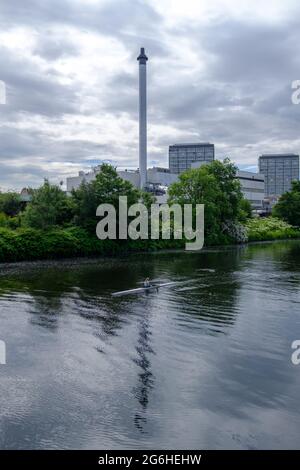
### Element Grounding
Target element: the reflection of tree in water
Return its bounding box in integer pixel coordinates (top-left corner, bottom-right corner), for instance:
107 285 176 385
132 306 155 434
263 241 300 275
0 270 66 331
240 241 300 292
29 294 64 331
0 259 157 338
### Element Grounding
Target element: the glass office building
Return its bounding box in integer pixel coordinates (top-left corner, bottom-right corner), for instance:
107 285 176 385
259 154 299 196
169 143 215 174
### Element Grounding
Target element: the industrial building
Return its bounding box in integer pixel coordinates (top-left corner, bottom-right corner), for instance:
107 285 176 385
169 143 215 174
66 166 102 193
259 154 299 196
66 166 177 193
71 167 143 192
236 170 265 209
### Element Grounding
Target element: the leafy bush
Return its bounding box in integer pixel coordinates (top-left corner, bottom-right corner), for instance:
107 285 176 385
0 212 8 227
238 198 252 222
0 212 21 230
245 217 300 242
0 192 23 217
0 226 187 263
273 181 300 227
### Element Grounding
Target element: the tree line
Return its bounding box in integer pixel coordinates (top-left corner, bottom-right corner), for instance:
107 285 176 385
0 159 299 262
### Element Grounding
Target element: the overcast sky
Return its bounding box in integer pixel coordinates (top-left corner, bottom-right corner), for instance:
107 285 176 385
0 0 300 190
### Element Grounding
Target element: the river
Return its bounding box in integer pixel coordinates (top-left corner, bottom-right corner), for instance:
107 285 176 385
0 241 300 449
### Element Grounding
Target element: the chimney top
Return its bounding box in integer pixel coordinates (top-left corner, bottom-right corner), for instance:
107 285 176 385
137 47 148 64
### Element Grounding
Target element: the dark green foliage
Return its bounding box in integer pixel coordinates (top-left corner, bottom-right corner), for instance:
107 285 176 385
238 198 253 222
273 181 300 227
206 158 244 223
168 158 247 245
22 180 74 229
71 180 98 233
71 164 143 233
0 192 23 216
0 227 185 263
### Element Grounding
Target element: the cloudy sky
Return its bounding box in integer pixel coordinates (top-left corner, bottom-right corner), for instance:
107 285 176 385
0 0 300 190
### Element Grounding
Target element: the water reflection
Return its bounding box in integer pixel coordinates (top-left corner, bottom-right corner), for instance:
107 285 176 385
0 241 300 449
132 305 155 433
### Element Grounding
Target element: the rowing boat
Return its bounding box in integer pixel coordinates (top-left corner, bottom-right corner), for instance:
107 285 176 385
112 281 177 297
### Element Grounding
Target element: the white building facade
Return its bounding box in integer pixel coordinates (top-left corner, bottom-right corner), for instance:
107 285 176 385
66 166 178 193
236 170 265 209
66 165 265 209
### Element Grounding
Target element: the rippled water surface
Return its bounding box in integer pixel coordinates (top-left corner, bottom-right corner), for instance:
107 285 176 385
1 241 300 449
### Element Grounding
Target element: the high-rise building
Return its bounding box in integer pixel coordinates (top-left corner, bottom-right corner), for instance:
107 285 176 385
259 154 299 196
169 143 215 174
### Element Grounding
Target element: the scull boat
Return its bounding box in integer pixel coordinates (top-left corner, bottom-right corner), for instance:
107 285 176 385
112 281 178 297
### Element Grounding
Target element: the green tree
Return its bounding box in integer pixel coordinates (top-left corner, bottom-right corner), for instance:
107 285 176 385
205 158 244 222
23 180 74 230
71 180 97 233
273 181 300 227
168 159 246 245
0 192 23 217
238 198 252 222
72 164 151 233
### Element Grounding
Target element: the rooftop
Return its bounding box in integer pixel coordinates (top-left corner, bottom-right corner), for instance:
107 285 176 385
259 154 299 158
170 143 214 148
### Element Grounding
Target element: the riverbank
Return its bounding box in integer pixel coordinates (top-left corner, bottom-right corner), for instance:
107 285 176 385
0 226 185 263
0 218 299 264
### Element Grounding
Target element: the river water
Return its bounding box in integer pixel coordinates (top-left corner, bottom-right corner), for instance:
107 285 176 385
0 241 300 449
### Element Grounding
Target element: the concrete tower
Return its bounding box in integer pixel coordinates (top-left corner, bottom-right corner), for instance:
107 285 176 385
137 47 148 189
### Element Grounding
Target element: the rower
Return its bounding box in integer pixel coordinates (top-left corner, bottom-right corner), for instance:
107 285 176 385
143 278 151 288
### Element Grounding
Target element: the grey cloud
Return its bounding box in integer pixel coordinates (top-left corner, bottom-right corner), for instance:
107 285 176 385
33 35 78 60
0 47 79 116
1 1 300 189
0 0 162 43
196 19 300 82
0 123 109 165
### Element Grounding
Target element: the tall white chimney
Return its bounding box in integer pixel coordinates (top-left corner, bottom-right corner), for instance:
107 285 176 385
137 47 148 190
